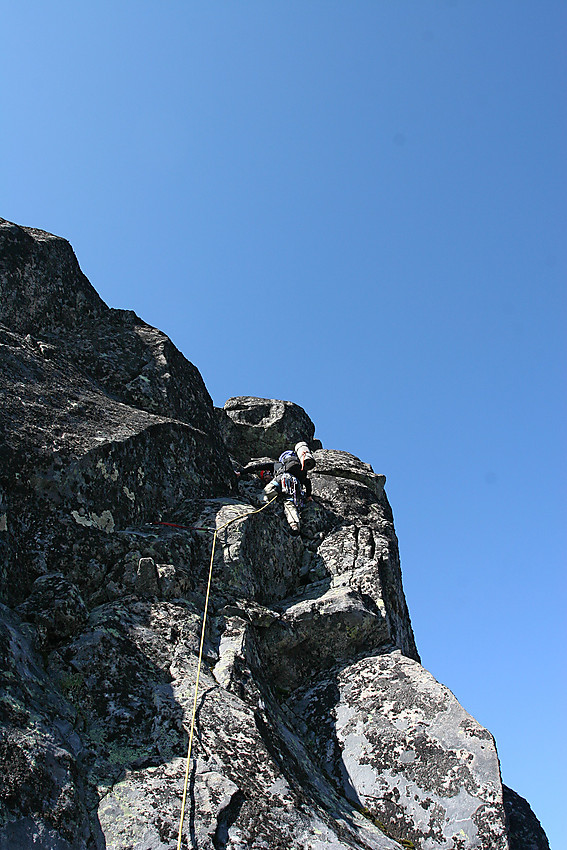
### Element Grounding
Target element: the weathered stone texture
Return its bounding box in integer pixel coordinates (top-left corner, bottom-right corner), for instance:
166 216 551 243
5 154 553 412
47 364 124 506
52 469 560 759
0 605 91 849
287 651 509 850
216 396 322 464
0 219 236 606
0 220 547 849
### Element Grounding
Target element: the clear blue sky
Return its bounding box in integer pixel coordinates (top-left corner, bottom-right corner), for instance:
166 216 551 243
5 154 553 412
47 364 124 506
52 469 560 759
2 2 565 845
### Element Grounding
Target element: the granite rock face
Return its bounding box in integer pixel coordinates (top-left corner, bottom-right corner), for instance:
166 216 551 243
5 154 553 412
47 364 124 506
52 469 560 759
0 220 549 849
287 652 508 850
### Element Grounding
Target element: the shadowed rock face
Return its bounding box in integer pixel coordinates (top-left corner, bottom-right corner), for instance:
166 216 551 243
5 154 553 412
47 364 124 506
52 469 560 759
0 220 549 850
502 786 550 850
0 219 236 606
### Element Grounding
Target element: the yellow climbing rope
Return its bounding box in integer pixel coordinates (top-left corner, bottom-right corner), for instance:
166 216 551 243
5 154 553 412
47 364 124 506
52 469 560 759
176 496 277 850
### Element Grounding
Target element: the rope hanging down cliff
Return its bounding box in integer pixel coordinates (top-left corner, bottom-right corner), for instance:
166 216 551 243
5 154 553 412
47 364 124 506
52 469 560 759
176 495 277 850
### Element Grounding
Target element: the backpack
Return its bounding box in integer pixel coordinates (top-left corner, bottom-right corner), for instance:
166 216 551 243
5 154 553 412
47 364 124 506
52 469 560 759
295 441 316 472
274 450 302 478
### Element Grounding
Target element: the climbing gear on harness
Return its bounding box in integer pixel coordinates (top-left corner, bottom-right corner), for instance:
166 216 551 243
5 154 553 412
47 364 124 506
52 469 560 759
279 472 306 507
279 472 295 495
176 495 277 850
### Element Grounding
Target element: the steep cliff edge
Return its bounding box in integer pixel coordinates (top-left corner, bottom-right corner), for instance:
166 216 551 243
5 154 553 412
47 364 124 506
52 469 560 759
0 219 549 850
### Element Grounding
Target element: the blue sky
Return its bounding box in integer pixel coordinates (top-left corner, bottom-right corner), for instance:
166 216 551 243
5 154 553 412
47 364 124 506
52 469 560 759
2 2 565 845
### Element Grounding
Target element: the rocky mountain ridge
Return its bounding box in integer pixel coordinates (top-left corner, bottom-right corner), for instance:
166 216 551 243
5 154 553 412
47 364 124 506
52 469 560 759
0 218 549 849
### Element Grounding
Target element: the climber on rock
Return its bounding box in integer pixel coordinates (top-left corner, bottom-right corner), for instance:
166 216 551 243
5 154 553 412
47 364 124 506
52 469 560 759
236 442 316 536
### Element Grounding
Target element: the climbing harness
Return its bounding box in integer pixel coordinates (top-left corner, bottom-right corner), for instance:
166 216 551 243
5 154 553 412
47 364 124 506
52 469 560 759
176 495 277 850
279 472 306 507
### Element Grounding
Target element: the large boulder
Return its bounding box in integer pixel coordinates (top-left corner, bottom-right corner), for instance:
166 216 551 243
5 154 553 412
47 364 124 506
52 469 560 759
287 651 510 850
216 396 322 463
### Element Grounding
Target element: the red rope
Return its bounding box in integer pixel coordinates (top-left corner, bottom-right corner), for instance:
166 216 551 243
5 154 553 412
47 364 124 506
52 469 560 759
153 522 212 532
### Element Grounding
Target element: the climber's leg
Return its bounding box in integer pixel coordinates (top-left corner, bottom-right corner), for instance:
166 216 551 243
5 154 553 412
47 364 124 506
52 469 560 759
283 498 301 535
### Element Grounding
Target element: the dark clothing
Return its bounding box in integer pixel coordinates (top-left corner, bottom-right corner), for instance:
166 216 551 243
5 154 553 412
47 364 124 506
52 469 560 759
239 460 312 498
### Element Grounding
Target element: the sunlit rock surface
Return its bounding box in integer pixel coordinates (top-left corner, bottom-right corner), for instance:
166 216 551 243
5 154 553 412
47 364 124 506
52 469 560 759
0 219 549 849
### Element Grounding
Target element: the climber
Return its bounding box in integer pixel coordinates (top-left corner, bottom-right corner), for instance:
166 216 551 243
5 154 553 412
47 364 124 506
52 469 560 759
236 442 316 536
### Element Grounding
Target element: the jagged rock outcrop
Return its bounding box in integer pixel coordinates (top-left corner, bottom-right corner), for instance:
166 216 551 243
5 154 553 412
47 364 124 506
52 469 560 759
0 220 549 849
